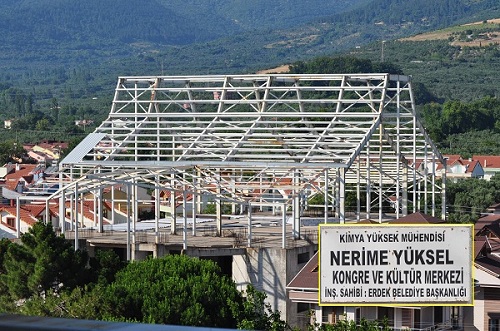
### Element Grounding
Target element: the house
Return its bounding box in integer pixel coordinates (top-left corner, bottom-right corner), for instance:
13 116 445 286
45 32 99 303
0 163 45 194
99 185 152 224
3 119 12 129
443 155 484 181
0 204 47 235
472 155 500 181
0 199 114 235
23 140 69 164
286 212 498 330
486 203 500 215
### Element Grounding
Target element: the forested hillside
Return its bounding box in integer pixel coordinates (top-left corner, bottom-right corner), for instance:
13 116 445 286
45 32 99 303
0 0 367 70
0 0 500 154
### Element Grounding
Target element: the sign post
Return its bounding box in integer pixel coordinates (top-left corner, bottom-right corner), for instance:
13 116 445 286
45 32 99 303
319 224 473 306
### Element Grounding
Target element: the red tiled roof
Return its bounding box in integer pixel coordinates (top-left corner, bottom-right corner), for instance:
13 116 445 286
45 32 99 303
52 200 112 226
473 155 500 169
287 252 318 290
357 219 382 224
475 214 500 235
477 223 500 239
441 155 492 173
388 212 445 224
476 253 500 277
3 164 38 191
0 204 45 226
475 237 487 259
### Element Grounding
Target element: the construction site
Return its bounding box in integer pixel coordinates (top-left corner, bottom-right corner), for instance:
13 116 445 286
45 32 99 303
41 73 447 328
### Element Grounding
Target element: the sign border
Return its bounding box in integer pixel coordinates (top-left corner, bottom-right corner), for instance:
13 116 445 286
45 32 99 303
318 223 474 307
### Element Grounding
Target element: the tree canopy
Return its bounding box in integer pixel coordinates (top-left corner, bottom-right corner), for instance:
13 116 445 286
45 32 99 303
0 222 89 301
102 255 242 327
0 225 290 330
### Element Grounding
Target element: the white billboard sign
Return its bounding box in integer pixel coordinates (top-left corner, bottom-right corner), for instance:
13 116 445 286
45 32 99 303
319 224 473 305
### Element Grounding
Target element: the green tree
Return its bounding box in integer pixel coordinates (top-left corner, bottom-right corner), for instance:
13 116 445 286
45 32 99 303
101 254 243 328
0 222 89 301
35 118 51 131
0 140 25 165
233 285 291 331
445 176 500 223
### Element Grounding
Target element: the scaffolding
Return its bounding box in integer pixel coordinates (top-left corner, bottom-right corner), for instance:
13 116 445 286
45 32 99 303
52 74 446 255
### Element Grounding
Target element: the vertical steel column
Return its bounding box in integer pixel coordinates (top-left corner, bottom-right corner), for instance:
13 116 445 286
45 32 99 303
132 179 137 257
366 143 371 220
259 176 263 212
282 202 287 249
126 183 131 261
196 168 202 214
216 169 222 236
183 190 187 250
441 158 447 220
417 181 421 212
356 160 361 222
171 136 177 235
111 183 115 225
272 171 277 216
98 187 103 233
396 79 401 219
432 153 436 217
59 172 64 233
324 169 329 224
402 165 408 216
45 199 50 225
16 197 20 238
155 175 160 244
293 170 300 239
192 173 197 236
338 168 346 224
231 175 236 215
378 124 383 223
424 145 428 215
92 191 97 226
170 175 177 235
74 182 79 250
412 107 417 213
247 203 252 247
60 188 65 234
80 192 84 229
335 172 340 221
69 193 74 231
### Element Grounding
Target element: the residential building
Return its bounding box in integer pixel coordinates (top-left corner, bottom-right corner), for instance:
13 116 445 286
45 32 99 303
473 155 500 181
443 155 484 181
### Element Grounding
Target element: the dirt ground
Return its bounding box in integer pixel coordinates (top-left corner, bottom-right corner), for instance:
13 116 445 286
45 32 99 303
402 18 500 47
256 64 291 74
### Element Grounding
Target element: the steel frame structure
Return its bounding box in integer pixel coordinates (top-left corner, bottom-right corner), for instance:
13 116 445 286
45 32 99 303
53 74 446 252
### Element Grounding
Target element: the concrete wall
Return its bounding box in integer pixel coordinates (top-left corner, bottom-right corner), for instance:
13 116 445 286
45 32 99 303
232 244 317 327
420 306 434 328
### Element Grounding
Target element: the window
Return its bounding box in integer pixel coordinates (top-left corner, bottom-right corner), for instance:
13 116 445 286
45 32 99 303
434 306 443 324
297 302 310 313
488 314 500 331
489 318 499 331
6 217 15 228
297 252 310 264
377 307 394 326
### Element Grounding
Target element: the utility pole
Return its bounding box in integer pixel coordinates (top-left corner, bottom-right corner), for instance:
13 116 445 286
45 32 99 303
381 40 386 62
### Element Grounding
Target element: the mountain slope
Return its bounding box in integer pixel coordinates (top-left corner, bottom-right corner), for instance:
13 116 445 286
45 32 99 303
0 0 369 47
1 0 500 103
